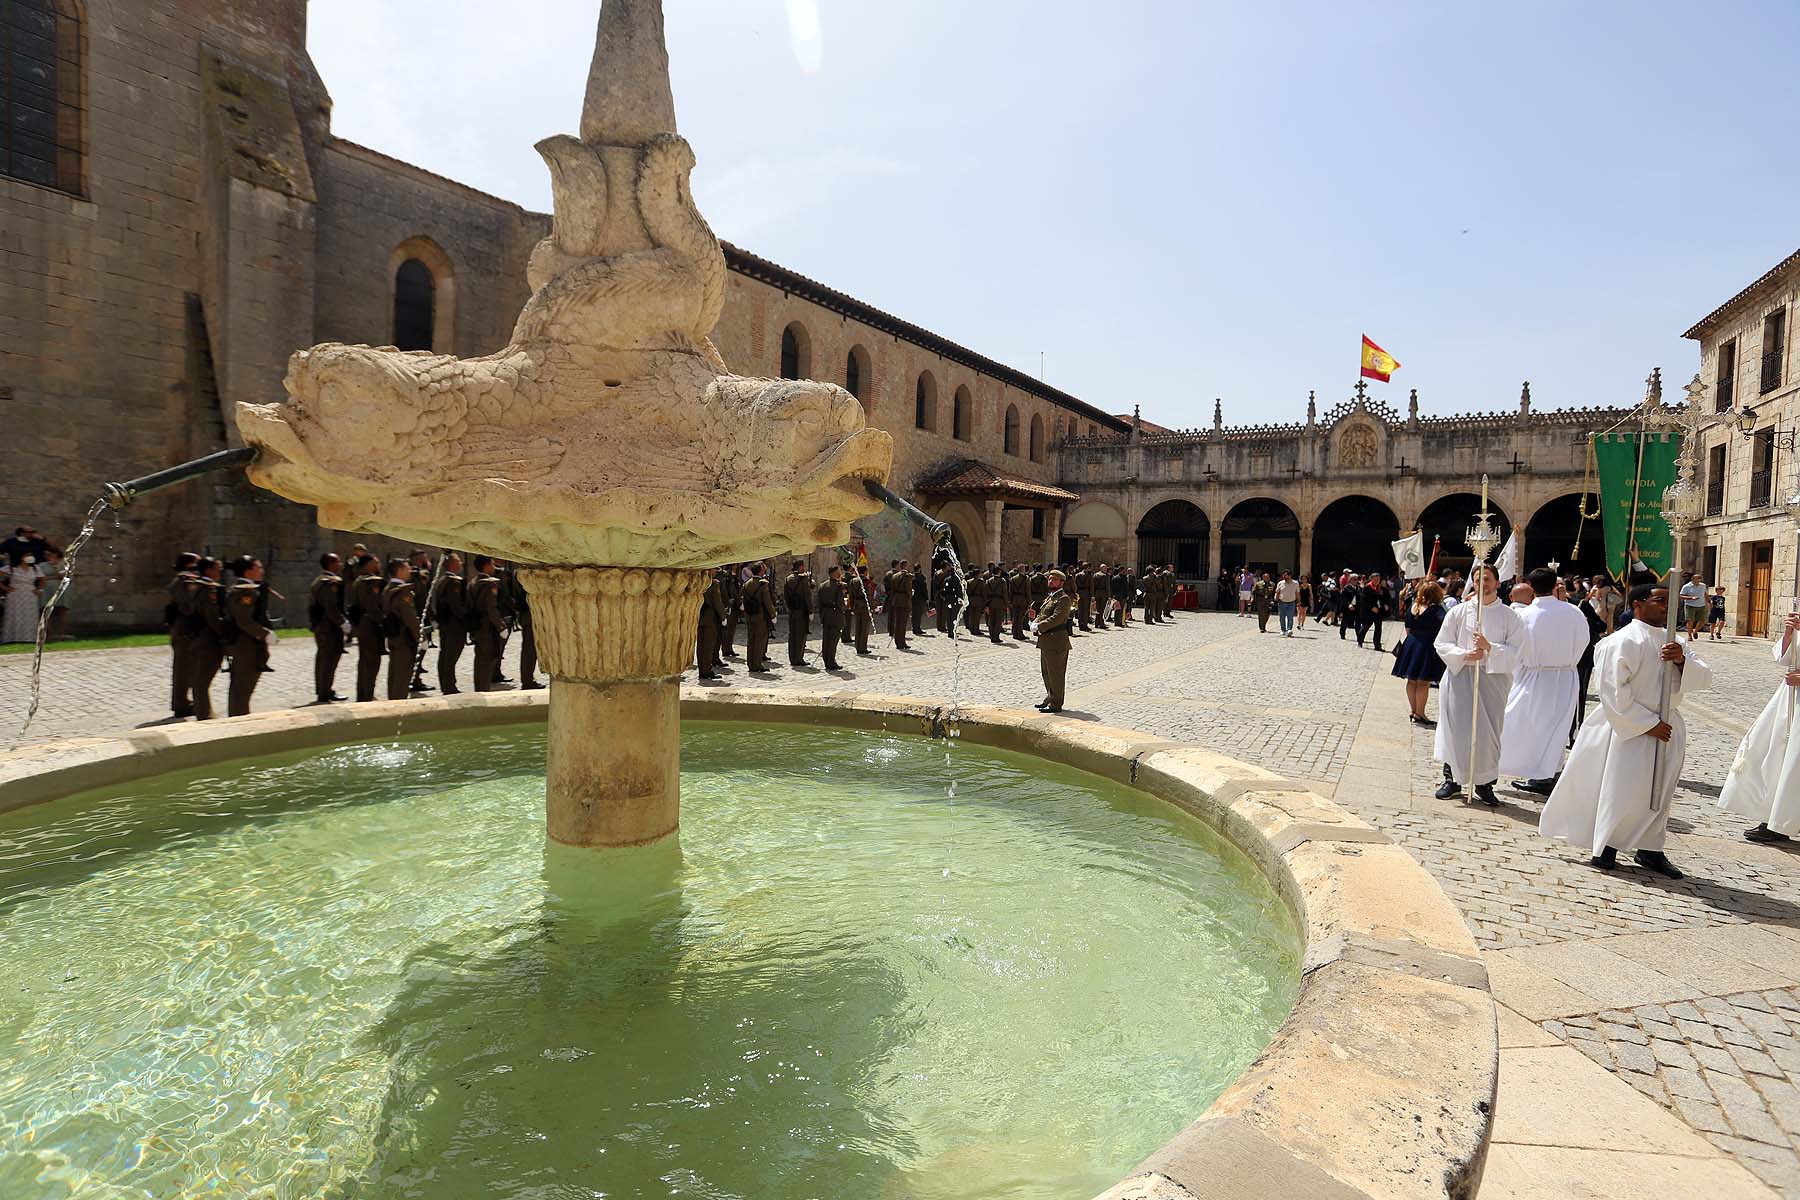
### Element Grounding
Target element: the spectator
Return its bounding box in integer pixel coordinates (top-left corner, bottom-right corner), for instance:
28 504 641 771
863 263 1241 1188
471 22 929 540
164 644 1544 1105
1275 570 1300 637
1679 573 1707 640
1393 580 1448 724
1709 585 1728 640
0 525 50 568
38 547 68 640
3 554 43 643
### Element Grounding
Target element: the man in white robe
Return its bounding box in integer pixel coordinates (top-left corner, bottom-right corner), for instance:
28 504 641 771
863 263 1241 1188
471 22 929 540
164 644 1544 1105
1540 585 1712 878
1502 568 1594 793
1720 610 1800 843
1434 564 1527 806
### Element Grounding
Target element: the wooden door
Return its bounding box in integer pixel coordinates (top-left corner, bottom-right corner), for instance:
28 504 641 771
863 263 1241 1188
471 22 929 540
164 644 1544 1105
1743 540 1774 636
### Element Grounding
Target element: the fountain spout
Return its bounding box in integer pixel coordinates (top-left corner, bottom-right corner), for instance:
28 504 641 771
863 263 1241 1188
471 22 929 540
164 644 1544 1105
863 479 952 547
102 447 257 510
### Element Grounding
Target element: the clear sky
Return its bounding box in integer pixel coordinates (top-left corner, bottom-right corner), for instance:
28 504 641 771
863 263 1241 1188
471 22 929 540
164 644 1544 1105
308 0 1800 429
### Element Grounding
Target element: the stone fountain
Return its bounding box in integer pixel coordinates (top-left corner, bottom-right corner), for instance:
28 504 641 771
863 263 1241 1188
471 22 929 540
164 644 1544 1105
235 0 892 847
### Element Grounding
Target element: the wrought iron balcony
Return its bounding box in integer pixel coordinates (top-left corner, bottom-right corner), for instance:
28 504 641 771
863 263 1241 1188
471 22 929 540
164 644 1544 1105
1715 374 1734 413
1750 468 1775 508
1761 350 1784 394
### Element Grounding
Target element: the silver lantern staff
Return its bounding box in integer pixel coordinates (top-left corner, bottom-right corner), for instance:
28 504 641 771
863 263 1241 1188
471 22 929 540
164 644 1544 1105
1463 472 1504 788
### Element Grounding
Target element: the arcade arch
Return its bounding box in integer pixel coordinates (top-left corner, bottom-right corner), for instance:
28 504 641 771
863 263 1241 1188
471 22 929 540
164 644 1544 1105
1312 495 1401 577
1524 492 1607 577
1416 493 1513 573
1222 497 1300 575
1136 499 1211 578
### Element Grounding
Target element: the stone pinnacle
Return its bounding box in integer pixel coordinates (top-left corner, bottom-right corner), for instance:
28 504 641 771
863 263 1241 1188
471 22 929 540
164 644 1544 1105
581 0 678 146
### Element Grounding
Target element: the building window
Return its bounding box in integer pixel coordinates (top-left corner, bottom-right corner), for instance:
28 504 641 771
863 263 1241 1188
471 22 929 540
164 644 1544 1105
1031 509 1045 540
779 322 811 380
1707 443 1727 516
845 344 869 404
1761 309 1785 394
1716 339 1736 413
953 386 972 441
1 0 83 194
915 371 938 431
393 258 436 351
1004 405 1020 456
1751 427 1777 508
1088 423 1097 438
1028 414 1045 462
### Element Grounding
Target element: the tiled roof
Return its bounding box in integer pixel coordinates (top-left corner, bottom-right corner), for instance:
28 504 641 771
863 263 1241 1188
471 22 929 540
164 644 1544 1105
721 242 1129 433
1683 246 1800 340
913 458 1079 504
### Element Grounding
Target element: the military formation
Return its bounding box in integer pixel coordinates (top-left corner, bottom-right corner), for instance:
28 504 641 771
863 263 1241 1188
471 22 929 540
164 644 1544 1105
691 557 1185 713
163 547 542 720
163 546 1185 720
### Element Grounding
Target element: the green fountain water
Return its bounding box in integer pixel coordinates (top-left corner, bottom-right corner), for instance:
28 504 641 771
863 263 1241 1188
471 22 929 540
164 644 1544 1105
0 723 1298 1199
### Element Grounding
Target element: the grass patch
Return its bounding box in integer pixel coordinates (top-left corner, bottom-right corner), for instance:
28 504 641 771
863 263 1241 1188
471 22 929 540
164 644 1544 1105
0 628 313 655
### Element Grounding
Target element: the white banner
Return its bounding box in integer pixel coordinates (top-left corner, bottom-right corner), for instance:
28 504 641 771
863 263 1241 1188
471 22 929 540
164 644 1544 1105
1391 531 1426 579
1494 532 1520 582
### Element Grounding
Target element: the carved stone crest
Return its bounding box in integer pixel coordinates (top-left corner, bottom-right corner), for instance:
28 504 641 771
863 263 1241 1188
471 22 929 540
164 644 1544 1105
1338 423 1378 469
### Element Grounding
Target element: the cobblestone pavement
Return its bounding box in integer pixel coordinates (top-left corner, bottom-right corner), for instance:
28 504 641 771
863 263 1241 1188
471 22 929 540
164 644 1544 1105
3 610 1797 1192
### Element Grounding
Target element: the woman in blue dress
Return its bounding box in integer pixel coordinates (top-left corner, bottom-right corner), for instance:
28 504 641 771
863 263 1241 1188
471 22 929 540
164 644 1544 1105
1392 580 1448 725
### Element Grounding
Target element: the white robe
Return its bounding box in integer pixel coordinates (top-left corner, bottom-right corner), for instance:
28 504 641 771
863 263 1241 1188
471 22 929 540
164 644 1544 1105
1499 597 1592 779
1719 635 1800 833
1434 598 1526 786
1539 621 1712 853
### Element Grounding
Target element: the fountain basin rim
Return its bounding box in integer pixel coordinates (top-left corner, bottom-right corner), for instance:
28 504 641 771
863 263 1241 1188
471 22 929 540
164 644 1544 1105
0 691 1496 1200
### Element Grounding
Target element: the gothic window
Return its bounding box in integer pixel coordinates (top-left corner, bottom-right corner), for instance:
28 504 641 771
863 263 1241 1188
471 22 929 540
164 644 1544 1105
393 258 436 351
1 0 83 194
1004 405 1021 456
1029 413 1045 462
953 385 972 441
915 371 938 431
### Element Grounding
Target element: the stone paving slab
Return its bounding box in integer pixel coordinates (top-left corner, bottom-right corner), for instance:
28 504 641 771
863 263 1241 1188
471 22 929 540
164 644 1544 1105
4 612 1798 1195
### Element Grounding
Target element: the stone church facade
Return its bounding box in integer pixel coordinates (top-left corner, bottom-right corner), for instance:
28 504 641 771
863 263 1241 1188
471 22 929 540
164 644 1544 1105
1 0 1658 631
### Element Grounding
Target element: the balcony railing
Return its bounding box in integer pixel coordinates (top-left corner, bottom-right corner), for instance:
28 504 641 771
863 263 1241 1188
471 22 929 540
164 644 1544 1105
1706 485 1726 517
1750 469 1775 508
1716 374 1735 413
1761 350 1784 393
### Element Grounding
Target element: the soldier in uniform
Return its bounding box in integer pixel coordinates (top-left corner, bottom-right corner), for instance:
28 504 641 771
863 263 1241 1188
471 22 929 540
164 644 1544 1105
167 552 200 718
720 564 742 660
381 558 420 701
184 556 228 720
879 561 898 643
1109 564 1129 627
309 552 349 704
889 559 913 650
1008 562 1030 640
696 568 727 679
224 555 272 717
963 564 985 635
434 551 469 694
782 560 813 667
849 564 874 655
982 564 1004 643
1035 569 1075 713
348 553 387 702
911 563 929 637
407 550 436 695
1029 564 1049 622
816 564 847 671
743 562 775 671
469 556 508 691
1142 565 1159 624
509 567 542 690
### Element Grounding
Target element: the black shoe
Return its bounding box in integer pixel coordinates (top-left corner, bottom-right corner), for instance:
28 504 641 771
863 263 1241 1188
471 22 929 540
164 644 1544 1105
521 681 544 690
1634 850 1683 879
1434 780 1464 801
326 693 350 703
1034 702 1051 710
260 666 276 674
1044 705 1062 713
1591 846 1618 871
1746 824 1792 844
722 650 739 659
1408 714 1436 727
698 671 717 680
495 674 513 683
1515 777 1557 796
1473 784 1500 807
172 707 195 718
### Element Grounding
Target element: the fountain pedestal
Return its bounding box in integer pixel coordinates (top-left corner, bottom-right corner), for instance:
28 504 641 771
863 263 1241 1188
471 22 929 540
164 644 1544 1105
520 567 707 847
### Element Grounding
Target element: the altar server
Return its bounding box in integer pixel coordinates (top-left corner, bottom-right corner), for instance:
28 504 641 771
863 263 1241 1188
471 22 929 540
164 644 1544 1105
1501 568 1593 792
1433 564 1526 806
1540 585 1711 878
1720 610 1800 843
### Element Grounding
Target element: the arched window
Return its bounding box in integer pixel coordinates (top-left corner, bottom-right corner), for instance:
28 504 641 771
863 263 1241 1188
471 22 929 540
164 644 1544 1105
953 385 972 441
915 371 938 432
2 0 84 194
1029 413 1045 462
780 321 811 380
845 344 870 407
388 236 455 353
1004 404 1021 456
393 259 435 351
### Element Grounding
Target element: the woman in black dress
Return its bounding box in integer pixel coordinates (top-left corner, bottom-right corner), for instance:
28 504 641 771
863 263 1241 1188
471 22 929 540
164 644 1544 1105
1392 580 1447 725
1296 575 1314 629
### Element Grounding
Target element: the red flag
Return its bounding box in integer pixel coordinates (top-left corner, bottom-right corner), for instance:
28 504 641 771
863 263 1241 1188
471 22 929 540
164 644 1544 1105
1427 536 1440 578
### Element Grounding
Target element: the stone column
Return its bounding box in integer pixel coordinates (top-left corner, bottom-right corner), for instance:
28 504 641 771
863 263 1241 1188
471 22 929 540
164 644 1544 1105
1207 520 1223 579
517 566 709 848
1044 504 1063 560
1299 525 1315 578
985 498 1004 564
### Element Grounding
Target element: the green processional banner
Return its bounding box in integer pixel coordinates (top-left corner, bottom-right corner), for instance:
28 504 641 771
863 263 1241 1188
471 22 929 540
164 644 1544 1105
1592 432 1681 584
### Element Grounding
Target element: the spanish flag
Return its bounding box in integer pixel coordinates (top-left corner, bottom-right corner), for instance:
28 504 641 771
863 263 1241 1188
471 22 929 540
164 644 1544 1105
1360 335 1400 383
